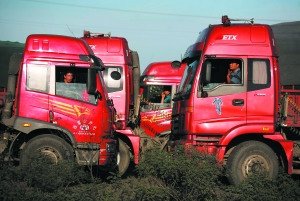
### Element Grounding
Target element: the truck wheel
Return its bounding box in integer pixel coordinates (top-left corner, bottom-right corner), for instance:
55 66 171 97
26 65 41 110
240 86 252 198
226 141 279 185
20 134 74 165
117 139 130 176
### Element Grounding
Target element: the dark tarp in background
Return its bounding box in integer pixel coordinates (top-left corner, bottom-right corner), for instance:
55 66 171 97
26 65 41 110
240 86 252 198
0 42 24 88
271 21 300 85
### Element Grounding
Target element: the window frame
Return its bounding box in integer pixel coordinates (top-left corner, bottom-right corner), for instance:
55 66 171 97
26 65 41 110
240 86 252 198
247 59 271 91
140 84 174 111
54 66 97 104
102 66 123 93
26 63 50 93
197 57 246 98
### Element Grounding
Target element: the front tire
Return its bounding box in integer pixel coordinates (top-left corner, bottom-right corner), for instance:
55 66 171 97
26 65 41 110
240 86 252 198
226 141 279 185
20 134 74 165
117 139 130 176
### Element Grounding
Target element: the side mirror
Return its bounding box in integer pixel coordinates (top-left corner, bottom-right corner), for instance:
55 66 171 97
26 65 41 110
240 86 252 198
89 55 105 71
204 62 212 83
199 61 211 98
87 68 97 95
139 75 146 88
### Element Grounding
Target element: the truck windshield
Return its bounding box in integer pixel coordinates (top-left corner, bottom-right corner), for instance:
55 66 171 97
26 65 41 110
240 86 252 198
176 57 200 98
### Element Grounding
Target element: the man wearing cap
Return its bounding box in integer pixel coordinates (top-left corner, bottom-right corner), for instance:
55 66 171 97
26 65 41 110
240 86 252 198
226 60 241 84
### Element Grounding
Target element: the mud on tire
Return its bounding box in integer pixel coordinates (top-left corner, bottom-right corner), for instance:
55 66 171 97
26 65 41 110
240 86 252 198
226 140 279 185
20 134 74 165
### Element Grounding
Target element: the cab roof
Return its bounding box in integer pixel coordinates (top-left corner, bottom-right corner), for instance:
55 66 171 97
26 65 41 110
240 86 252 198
83 35 132 65
24 34 93 61
204 23 275 56
142 61 185 84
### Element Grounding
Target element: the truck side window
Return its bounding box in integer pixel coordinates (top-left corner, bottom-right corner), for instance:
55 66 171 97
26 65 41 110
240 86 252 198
26 64 49 93
202 58 243 91
248 59 270 91
141 85 172 110
102 67 123 93
55 67 96 104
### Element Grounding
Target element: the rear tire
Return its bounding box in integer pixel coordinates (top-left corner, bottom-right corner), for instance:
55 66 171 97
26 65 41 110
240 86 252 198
226 141 279 185
117 139 130 176
20 134 74 165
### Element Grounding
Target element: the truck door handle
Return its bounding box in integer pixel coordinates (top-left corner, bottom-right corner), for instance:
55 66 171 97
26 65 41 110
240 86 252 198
232 99 244 106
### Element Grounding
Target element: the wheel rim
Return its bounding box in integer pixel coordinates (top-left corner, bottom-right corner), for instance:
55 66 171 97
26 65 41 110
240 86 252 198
242 154 270 177
39 147 62 164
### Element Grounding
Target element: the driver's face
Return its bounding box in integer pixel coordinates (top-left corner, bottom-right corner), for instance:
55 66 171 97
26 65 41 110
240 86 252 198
229 62 239 71
164 90 170 95
64 73 73 83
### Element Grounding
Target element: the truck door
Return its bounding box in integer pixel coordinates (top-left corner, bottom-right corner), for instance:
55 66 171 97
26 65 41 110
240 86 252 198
246 58 273 127
140 84 175 138
19 62 50 121
48 66 103 143
193 58 247 135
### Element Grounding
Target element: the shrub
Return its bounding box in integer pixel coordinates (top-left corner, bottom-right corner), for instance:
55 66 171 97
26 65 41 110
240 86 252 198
99 176 174 201
1 148 300 201
18 156 92 192
222 171 300 201
47 176 174 201
271 171 300 200
138 147 222 200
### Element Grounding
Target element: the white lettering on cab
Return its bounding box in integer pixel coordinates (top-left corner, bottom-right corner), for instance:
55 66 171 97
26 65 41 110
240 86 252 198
222 35 237 40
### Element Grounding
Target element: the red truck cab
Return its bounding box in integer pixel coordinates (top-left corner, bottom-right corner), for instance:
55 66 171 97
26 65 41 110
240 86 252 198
0 34 116 168
82 32 140 175
82 31 187 174
139 61 185 140
170 16 296 184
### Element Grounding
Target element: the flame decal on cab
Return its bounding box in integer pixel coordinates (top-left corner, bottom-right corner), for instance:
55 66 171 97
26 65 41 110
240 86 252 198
39 98 91 117
141 111 171 123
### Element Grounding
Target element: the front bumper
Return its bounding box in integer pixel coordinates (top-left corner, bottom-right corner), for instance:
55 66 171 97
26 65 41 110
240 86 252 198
75 139 117 168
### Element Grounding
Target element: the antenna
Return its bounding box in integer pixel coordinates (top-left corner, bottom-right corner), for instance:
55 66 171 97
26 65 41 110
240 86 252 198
66 24 75 37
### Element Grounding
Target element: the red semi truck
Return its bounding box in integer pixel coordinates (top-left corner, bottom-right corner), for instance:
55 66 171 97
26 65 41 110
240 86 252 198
139 61 184 141
83 31 186 174
170 16 300 184
0 34 117 169
83 30 186 174
83 32 140 175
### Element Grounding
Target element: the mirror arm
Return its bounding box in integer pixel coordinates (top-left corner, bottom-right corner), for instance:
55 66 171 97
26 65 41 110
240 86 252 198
200 84 208 98
95 90 102 100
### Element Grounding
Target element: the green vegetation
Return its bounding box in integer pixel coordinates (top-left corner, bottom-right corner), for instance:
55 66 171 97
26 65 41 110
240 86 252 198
1 148 299 201
0 41 24 48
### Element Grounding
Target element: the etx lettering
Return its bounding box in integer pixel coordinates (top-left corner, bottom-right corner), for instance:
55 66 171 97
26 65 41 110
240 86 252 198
222 35 237 40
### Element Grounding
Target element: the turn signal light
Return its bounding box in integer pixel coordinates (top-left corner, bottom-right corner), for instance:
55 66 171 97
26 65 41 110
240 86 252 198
22 123 31 127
